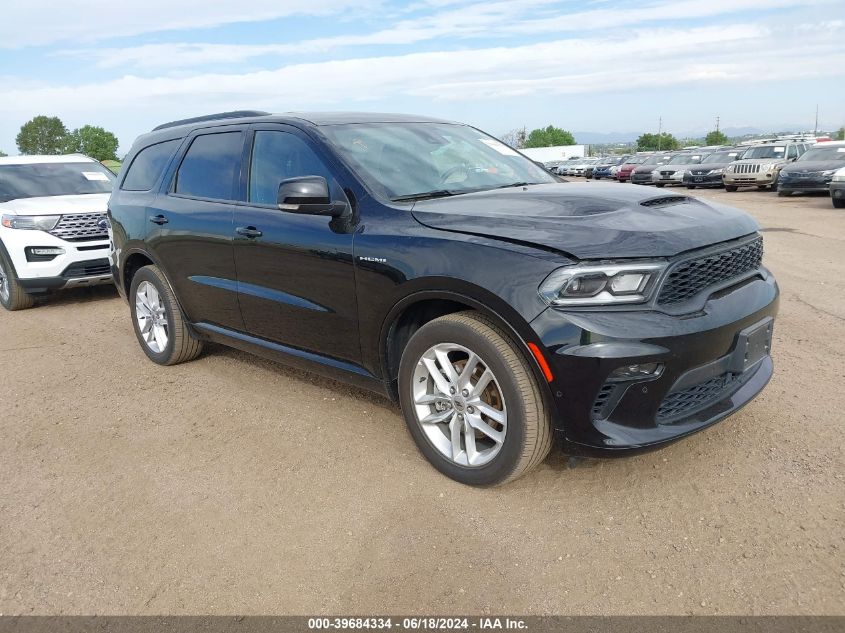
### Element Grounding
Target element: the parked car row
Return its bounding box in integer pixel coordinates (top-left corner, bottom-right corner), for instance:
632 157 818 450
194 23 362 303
1 111 786 487
547 137 845 207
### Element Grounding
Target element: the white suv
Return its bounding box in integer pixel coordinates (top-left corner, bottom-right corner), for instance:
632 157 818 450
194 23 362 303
0 154 114 310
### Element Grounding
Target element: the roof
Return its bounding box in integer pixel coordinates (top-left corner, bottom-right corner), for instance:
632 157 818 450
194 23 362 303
0 154 97 165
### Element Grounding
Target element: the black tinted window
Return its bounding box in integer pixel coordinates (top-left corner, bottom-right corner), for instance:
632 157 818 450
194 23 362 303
122 139 180 191
175 132 242 200
249 131 333 205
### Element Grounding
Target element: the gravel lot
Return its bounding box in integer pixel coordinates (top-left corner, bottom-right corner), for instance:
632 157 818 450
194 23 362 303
1 187 843 616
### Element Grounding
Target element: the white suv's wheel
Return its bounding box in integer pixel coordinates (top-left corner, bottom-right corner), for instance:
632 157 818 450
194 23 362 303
0 246 35 311
398 312 553 486
129 265 203 365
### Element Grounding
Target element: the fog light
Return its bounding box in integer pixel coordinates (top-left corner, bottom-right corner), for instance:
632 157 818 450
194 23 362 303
609 363 662 381
31 247 65 256
25 246 65 262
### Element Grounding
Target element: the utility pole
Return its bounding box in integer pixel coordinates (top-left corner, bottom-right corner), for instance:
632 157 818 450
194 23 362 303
716 116 720 133
658 116 662 151
814 104 818 135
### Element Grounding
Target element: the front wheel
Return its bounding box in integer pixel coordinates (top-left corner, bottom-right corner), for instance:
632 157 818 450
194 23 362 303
725 185 738 192
398 312 552 486
129 265 203 365
833 198 845 209
686 185 695 189
778 190 792 197
0 246 35 311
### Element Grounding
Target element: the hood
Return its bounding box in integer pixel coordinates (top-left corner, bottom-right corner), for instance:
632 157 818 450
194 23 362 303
781 160 845 174
410 182 758 259
689 162 732 172
0 193 110 215
632 165 661 174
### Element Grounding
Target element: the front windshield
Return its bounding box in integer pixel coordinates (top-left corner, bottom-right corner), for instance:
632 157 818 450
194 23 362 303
320 122 556 201
741 145 787 160
797 146 845 162
0 161 115 202
625 156 647 165
702 151 739 163
668 154 703 165
643 154 673 165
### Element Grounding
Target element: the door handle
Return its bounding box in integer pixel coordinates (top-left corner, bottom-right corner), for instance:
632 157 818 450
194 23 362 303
149 214 169 225
236 226 263 238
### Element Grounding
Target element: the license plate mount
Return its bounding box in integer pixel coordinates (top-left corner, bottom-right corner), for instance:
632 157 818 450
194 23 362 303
734 317 774 372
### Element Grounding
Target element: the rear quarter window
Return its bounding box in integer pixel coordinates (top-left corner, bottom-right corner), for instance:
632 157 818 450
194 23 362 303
121 139 181 191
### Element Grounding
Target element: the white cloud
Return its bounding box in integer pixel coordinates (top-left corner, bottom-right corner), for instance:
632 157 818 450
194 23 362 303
59 0 834 71
4 21 844 152
0 0 377 48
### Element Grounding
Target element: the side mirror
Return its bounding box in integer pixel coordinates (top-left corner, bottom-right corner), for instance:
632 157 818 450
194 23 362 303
277 176 346 217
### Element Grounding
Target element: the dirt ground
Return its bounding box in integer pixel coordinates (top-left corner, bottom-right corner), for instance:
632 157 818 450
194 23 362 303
0 187 843 616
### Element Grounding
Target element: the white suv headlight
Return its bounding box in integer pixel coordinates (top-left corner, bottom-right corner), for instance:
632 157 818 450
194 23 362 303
539 262 666 306
1 214 61 231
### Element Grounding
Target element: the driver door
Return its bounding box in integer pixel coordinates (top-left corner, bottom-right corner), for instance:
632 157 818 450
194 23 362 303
232 124 360 365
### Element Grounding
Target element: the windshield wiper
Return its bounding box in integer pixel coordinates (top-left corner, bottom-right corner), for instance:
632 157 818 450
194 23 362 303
492 182 535 189
390 190 457 202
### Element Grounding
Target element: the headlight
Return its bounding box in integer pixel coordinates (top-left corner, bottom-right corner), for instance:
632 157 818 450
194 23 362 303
822 169 835 177
707 168 723 175
1 214 61 231
726 164 735 173
833 172 845 183
539 262 665 306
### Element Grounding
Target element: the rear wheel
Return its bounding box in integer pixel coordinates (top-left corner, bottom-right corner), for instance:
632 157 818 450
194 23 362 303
129 265 203 365
0 247 35 311
398 312 552 486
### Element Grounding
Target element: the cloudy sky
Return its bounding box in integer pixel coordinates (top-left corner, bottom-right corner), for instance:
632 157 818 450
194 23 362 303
1 0 843 155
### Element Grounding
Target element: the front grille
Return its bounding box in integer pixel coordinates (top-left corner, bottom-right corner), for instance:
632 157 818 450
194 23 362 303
733 164 761 174
690 169 708 175
657 237 764 306
657 373 737 423
48 213 108 242
61 258 111 279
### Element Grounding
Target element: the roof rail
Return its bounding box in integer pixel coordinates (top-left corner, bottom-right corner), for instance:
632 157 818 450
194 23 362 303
152 110 271 132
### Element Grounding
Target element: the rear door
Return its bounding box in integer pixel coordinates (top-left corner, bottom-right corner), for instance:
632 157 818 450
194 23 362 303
147 126 245 330
232 124 360 364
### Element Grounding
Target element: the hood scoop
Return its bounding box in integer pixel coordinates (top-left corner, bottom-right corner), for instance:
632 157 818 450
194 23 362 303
640 196 691 208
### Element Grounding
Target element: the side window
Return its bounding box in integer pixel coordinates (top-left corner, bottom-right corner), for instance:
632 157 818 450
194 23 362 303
121 139 180 191
249 131 334 205
175 132 243 200
787 145 798 160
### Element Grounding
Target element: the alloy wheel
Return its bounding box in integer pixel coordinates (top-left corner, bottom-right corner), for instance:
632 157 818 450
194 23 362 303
411 343 507 467
135 280 169 353
0 259 8 303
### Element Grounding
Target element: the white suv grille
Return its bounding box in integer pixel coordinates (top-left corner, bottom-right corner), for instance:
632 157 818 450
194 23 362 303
48 213 108 241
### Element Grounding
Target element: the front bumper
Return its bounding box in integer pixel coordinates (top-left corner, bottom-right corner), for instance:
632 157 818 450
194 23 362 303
778 175 832 193
630 171 656 185
0 226 112 292
530 271 779 454
683 172 723 187
724 171 778 187
653 171 686 186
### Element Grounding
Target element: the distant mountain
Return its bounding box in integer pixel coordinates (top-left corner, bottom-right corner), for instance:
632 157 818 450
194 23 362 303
573 124 838 145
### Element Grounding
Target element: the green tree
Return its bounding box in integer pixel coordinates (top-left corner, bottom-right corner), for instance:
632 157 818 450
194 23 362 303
636 132 680 151
835 127 845 141
0 150 7 157
65 125 119 161
705 130 729 145
16 115 69 155
523 125 576 148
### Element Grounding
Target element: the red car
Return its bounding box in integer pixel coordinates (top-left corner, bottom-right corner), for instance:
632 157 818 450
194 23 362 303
616 155 647 182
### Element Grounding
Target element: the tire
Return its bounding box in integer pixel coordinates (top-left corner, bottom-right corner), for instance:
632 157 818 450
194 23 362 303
778 190 791 197
725 185 738 192
686 185 695 189
655 183 665 188
0 245 36 311
129 265 203 365
398 311 553 486
833 198 845 209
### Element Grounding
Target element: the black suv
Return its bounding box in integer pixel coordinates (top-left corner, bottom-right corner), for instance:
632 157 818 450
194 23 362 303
109 111 779 486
